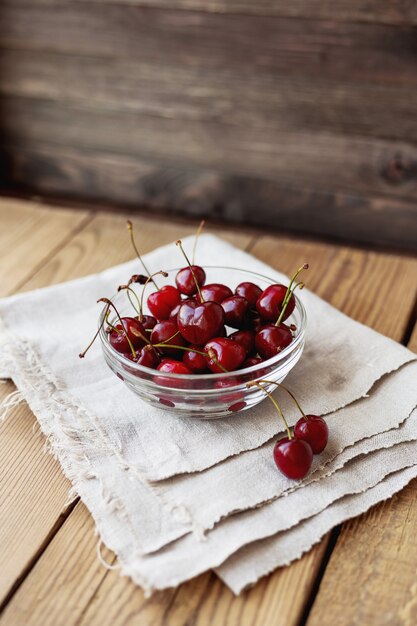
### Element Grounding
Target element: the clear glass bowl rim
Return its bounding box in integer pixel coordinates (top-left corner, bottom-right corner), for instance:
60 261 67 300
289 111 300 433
98 265 307 381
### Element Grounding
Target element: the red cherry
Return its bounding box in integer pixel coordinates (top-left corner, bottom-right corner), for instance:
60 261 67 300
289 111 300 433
147 285 181 320
235 282 262 308
177 300 224 345
241 355 263 368
229 329 256 355
139 314 157 331
198 283 233 304
252 316 266 332
221 296 250 329
183 345 209 373
150 320 187 357
127 345 160 369
168 298 195 322
294 415 329 454
273 437 313 479
175 265 206 296
157 359 192 375
215 377 245 410
255 324 293 360
256 284 295 322
109 317 147 354
204 337 246 373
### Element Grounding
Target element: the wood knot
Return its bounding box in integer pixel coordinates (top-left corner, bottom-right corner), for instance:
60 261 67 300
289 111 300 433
382 156 417 185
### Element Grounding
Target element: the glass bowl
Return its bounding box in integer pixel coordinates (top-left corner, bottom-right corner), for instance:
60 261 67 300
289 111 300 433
99 266 306 419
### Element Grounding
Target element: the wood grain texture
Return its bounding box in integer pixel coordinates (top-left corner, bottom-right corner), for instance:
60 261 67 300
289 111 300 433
306 324 417 626
4 145 417 251
1 3 417 247
250 236 417 342
1 203 416 626
0 382 73 608
2 3 417 87
0 198 91 295
3 96 417 204
0 200 90 606
6 0 417 25
3 49 417 144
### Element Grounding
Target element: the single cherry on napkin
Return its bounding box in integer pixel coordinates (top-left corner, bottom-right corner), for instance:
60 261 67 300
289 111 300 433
273 437 313 479
294 415 329 454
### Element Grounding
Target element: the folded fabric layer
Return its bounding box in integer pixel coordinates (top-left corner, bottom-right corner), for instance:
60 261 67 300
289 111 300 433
150 363 417 530
121 439 417 591
0 236 415 484
216 465 417 594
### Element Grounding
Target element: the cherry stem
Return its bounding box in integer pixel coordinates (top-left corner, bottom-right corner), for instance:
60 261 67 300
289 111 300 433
275 267 307 327
118 284 142 318
254 379 306 418
79 302 111 358
252 382 292 439
176 240 204 302
98 298 137 357
192 219 205 265
127 220 159 289
139 270 169 318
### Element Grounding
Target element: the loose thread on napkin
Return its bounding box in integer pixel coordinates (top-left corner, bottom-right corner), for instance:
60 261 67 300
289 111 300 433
96 539 121 571
0 388 25 422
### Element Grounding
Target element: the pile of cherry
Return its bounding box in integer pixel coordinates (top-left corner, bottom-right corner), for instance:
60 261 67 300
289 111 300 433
80 223 329 479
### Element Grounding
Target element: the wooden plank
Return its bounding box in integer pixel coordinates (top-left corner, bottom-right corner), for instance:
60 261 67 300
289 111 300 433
2 225 416 625
4 145 417 252
2 49 417 144
3 97 417 204
0 200 91 606
2 6 416 86
0 207 254 610
0 197 91 296
6 0 417 25
250 236 417 341
0 382 73 608
306 326 417 626
77 541 329 626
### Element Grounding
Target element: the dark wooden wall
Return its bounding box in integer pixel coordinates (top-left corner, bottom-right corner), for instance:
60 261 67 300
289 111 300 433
1 1 417 249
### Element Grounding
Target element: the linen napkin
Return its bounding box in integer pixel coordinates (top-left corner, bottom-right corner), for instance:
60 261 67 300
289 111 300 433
1 235 416 592
217 464 417 594
0 236 414 480
149 362 417 531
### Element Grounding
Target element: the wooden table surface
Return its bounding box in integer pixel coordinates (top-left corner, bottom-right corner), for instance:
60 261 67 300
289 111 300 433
1 197 417 626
